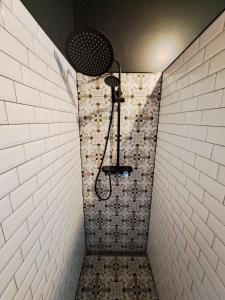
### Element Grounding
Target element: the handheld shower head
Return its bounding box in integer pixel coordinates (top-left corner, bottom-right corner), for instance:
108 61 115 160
65 27 114 77
104 75 120 88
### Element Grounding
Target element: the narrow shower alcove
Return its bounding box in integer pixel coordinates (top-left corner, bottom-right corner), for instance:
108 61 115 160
1 1 225 300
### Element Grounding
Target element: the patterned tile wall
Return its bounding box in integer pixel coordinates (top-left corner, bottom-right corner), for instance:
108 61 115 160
77 73 161 253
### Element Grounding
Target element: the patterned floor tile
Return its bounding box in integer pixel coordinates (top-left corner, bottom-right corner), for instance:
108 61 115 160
75 255 158 300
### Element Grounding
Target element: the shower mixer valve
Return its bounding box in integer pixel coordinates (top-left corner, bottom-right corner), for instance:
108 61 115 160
102 165 133 176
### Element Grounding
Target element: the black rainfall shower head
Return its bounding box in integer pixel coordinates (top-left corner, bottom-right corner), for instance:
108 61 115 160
65 27 114 77
104 75 120 88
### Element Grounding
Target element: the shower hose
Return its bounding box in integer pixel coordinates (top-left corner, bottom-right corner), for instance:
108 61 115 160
94 100 115 200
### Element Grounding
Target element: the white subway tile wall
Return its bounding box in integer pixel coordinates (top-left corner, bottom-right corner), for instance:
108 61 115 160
148 11 225 300
0 1 85 299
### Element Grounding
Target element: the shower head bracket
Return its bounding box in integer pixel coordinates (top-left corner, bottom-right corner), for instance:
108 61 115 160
113 97 125 103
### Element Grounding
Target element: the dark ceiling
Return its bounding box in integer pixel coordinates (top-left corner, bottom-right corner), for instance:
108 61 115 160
22 0 225 72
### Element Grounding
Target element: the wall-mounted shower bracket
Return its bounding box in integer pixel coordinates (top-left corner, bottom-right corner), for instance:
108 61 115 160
113 97 125 103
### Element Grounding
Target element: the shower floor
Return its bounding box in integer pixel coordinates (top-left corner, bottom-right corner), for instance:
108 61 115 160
75 255 158 300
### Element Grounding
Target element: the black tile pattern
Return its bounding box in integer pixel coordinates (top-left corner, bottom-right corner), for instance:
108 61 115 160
75 255 158 300
77 73 162 252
